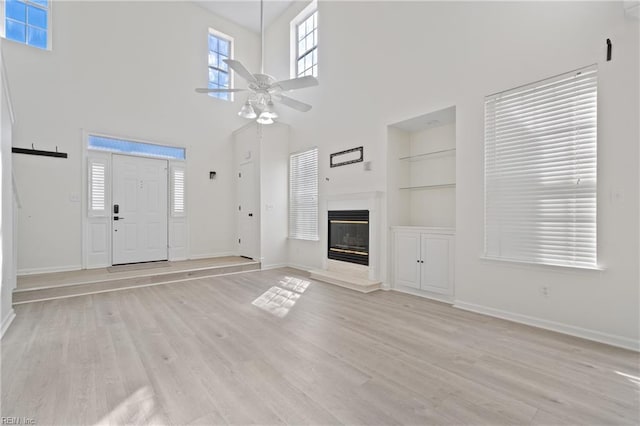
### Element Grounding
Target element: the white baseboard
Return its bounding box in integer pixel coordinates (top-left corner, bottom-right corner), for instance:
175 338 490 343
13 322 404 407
18 264 82 276
260 263 289 271
454 301 639 352
284 262 315 273
188 251 238 260
392 285 454 304
1 309 16 338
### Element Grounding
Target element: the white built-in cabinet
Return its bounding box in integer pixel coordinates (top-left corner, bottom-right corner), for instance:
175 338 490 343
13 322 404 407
387 106 457 299
393 227 455 296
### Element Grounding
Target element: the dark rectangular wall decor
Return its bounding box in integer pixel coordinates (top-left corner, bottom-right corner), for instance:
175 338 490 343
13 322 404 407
330 146 363 168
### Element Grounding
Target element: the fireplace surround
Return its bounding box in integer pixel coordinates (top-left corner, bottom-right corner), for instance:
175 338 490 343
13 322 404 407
310 191 383 293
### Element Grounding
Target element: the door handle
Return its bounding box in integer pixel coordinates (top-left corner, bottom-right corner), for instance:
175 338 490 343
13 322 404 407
114 216 125 221
248 213 253 217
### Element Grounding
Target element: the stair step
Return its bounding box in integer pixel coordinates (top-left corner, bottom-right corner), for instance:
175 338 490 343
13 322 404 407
13 261 260 304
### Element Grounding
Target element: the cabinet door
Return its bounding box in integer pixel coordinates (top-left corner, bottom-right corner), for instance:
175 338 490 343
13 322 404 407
394 232 421 289
420 235 452 294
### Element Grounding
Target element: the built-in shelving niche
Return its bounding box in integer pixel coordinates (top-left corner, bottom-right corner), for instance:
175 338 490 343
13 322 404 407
387 106 456 228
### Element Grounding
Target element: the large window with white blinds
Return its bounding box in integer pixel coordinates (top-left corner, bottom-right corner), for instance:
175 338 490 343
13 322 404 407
289 147 318 240
484 65 598 269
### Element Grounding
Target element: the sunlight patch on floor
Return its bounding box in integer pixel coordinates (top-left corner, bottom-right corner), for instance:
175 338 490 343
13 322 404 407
615 371 640 388
94 386 163 425
252 276 311 318
279 276 311 293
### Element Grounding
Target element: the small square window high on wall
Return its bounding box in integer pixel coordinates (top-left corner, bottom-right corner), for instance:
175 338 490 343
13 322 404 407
208 29 234 101
2 0 50 50
290 1 317 78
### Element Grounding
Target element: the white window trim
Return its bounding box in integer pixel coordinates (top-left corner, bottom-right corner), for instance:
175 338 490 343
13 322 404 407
289 0 317 79
0 0 53 51
208 27 235 102
483 65 599 271
289 146 319 241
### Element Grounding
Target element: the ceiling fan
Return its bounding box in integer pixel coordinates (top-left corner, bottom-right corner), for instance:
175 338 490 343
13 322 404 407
195 0 318 124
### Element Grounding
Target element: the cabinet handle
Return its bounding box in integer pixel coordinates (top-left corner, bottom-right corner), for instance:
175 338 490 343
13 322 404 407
416 260 420 263
420 260 424 263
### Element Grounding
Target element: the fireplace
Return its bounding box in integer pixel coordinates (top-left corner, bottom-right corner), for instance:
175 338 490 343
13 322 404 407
328 210 369 266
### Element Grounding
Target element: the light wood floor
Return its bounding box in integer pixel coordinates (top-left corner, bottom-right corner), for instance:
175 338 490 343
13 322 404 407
2 268 638 425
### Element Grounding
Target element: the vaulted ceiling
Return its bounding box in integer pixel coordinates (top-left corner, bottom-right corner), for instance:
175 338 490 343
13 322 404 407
196 0 294 33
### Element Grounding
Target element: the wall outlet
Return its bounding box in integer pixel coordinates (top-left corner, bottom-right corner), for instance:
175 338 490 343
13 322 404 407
540 286 550 297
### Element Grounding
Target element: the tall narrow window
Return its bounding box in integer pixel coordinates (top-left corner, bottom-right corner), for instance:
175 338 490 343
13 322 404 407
171 165 185 217
88 158 107 217
289 147 318 240
291 2 317 78
484 65 598 269
4 0 49 49
208 29 233 101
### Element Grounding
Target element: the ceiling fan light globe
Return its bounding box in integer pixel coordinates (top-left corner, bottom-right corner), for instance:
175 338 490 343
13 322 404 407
262 101 278 119
256 113 274 125
238 102 257 119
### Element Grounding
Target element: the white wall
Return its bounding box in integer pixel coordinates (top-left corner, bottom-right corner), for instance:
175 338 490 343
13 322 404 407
386 126 410 228
3 1 260 273
259 123 290 269
266 1 639 348
1 40 16 335
233 122 290 269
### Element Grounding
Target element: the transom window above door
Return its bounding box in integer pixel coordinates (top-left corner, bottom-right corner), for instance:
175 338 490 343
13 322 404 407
88 135 186 160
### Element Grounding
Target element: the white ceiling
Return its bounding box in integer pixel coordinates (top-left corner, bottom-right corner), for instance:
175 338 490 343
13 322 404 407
196 1 295 33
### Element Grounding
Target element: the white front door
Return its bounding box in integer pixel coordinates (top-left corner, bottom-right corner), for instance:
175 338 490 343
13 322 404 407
238 161 258 259
112 154 168 265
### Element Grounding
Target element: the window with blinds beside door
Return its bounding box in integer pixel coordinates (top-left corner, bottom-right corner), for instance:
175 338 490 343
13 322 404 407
289 147 319 240
484 65 598 269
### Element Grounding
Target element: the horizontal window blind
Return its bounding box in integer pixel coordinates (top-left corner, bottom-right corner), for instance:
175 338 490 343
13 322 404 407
484 65 597 268
171 165 185 217
289 148 318 240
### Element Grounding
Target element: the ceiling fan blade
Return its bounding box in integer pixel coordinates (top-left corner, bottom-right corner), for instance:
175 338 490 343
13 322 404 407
275 75 318 92
224 59 257 83
277 95 312 112
195 88 246 93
